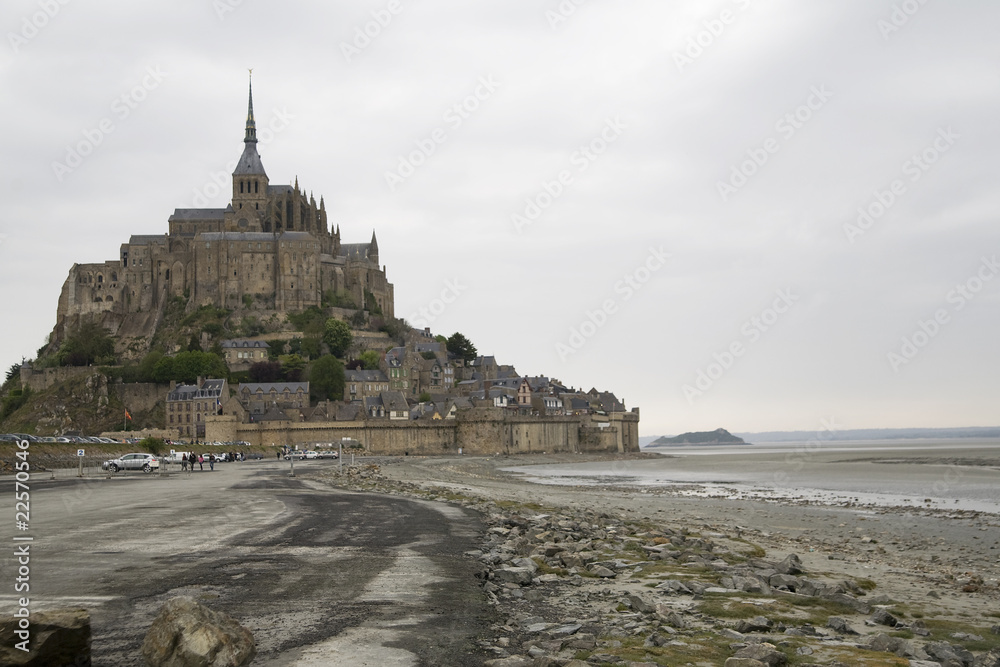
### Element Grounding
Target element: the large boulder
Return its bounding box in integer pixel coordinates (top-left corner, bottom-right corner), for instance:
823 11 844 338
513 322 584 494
775 554 804 575
731 642 788 666
0 608 91 667
141 596 255 667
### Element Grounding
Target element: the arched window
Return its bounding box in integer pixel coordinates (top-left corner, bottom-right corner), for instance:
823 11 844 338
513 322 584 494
254 181 258 194
240 181 244 194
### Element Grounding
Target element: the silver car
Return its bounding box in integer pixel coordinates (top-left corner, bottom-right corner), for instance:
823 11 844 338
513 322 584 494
103 453 160 473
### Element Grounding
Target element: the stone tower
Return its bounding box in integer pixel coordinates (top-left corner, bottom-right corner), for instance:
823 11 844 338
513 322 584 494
230 74 269 228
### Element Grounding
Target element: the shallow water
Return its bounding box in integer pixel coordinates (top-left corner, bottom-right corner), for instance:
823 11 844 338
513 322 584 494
502 439 1000 514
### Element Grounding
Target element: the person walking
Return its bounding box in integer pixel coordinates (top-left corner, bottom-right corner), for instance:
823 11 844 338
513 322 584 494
277 450 282 460
180 453 188 472
197 454 204 471
208 454 215 471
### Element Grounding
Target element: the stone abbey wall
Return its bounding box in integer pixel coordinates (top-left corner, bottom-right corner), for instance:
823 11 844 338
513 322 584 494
205 410 640 456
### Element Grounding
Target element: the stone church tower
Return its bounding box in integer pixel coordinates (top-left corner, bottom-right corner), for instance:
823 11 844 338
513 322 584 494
51 76 394 354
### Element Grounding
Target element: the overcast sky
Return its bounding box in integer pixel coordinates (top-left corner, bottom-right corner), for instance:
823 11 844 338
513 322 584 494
1 0 998 436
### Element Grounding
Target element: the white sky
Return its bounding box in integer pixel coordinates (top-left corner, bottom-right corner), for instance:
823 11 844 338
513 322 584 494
1 0 998 436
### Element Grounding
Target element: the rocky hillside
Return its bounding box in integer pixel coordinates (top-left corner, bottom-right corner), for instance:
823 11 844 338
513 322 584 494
0 372 161 437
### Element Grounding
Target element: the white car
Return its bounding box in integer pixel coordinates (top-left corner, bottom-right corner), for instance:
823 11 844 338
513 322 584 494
103 453 160 473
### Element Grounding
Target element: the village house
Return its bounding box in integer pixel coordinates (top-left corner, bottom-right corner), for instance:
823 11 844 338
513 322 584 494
220 339 270 372
239 381 309 417
166 378 227 440
344 369 389 403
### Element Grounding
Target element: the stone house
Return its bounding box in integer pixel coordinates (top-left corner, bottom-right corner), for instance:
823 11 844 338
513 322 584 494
344 369 389 403
239 381 309 417
220 339 270 372
166 378 227 441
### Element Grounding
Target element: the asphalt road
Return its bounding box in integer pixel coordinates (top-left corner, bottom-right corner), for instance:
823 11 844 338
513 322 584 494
0 460 495 666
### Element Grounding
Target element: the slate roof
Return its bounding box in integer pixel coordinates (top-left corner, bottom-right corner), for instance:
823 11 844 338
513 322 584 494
341 243 372 260
239 382 308 395
381 391 409 412
221 339 270 350
233 142 266 176
345 370 389 383
168 378 226 402
128 235 167 246
169 209 226 221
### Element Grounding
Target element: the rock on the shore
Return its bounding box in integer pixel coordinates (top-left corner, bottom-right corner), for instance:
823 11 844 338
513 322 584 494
730 642 788 666
975 649 1000 667
924 640 975 666
0 608 90 667
141 596 256 667
735 615 774 634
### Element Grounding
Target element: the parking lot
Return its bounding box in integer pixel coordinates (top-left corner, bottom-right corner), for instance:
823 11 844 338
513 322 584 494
0 459 492 665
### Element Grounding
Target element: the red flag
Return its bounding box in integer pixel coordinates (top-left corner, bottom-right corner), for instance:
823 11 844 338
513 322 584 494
125 409 133 421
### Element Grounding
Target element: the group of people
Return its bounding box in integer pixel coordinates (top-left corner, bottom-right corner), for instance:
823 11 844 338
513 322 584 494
178 451 249 471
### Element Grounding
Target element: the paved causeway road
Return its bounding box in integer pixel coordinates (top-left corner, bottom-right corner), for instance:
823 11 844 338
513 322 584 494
0 460 493 666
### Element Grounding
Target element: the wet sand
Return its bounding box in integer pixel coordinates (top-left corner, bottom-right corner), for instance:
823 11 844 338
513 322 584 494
379 452 1000 623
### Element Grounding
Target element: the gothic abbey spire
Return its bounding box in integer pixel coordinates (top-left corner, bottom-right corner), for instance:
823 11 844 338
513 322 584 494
233 72 267 179
244 70 257 144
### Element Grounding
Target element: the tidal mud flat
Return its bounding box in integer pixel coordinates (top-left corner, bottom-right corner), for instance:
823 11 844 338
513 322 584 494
328 452 1000 666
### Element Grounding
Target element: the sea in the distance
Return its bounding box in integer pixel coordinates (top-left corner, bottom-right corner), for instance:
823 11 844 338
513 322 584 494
502 438 1000 514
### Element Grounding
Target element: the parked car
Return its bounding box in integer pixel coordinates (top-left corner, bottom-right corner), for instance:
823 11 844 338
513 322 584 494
283 450 307 460
245 452 264 460
315 450 339 459
103 453 160 473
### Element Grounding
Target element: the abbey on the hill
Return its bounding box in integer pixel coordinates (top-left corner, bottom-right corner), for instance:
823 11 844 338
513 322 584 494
53 77 393 344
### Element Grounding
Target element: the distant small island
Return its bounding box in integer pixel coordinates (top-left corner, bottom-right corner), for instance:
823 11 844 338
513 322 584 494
647 428 748 446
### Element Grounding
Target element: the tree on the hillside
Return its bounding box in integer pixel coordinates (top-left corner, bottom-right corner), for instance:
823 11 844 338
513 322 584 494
57 321 116 366
446 332 477 364
323 318 353 358
249 360 283 383
187 334 202 352
301 336 322 360
281 354 307 382
6 363 21 384
310 355 345 401
418 392 432 403
151 351 227 384
138 351 164 382
359 350 380 370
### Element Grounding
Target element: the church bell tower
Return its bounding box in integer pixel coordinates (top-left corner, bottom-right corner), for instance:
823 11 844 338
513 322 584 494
231 72 269 229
